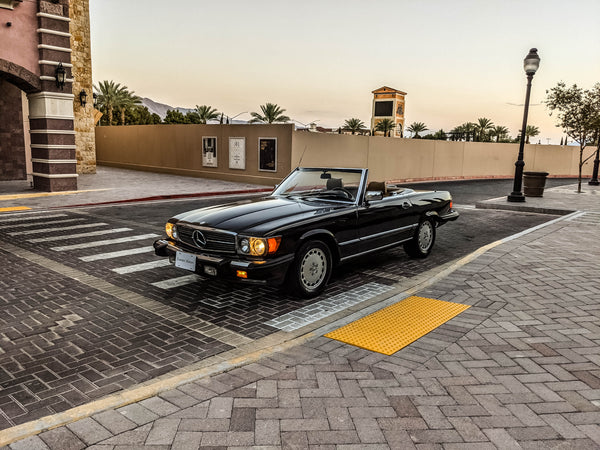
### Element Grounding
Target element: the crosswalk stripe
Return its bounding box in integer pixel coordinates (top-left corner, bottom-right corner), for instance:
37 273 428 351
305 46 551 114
28 227 131 243
0 218 86 230
0 213 67 223
9 223 108 236
112 260 171 274
79 246 154 262
151 274 199 289
51 234 159 251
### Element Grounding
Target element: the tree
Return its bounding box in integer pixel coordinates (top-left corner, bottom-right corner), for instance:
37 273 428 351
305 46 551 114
343 118 366 135
546 82 600 192
94 80 128 126
117 91 142 125
406 122 428 138
163 109 189 124
492 125 509 142
124 106 161 125
422 129 448 140
523 125 540 144
474 117 494 142
375 118 396 137
195 105 220 124
250 103 290 123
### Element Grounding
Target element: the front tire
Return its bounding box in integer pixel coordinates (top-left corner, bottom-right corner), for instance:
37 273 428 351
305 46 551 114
289 240 332 298
404 218 436 258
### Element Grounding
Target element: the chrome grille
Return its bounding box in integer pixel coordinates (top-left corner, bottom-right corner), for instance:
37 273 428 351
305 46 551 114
177 225 236 254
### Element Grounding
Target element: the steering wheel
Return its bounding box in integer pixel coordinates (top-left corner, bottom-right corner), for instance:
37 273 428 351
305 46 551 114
331 187 353 199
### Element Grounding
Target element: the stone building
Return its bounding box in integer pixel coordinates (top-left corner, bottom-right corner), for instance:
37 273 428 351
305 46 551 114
0 0 95 191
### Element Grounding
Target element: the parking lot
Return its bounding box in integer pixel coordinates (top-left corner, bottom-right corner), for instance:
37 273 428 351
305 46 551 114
0 179 566 429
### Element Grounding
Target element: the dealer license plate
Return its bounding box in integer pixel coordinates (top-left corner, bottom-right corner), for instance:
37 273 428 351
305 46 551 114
175 251 196 272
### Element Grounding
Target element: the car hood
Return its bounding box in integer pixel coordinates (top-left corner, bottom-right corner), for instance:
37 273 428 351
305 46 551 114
173 196 350 235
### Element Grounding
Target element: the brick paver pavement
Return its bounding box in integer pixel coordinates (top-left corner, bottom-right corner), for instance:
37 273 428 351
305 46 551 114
5 203 599 448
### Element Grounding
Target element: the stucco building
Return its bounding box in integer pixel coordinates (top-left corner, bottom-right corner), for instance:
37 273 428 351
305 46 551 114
0 0 95 191
371 86 406 138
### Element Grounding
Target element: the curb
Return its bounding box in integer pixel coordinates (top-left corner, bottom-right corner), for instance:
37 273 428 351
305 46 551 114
475 200 575 216
54 188 272 208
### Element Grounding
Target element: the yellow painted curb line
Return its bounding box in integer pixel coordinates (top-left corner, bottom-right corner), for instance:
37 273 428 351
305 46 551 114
0 206 31 212
0 188 112 202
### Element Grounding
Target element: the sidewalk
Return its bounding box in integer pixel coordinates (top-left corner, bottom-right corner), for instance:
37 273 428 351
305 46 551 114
0 166 270 210
2 177 600 448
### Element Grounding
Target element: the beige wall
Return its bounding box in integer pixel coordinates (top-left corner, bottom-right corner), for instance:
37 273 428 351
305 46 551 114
96 124 596 186
291 132 596 182
95 124 294 185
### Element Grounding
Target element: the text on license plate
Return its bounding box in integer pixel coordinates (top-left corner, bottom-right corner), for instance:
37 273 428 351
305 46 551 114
175 251 196 272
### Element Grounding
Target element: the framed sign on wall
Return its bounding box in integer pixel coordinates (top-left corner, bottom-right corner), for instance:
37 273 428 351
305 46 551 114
229 137 246 170
202 137 218 167
258 137 277 172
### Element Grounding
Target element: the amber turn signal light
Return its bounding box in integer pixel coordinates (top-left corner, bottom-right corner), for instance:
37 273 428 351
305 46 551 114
236 270 248 279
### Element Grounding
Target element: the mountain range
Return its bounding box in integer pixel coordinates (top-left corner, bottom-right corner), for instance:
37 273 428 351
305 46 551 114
141 97 194 120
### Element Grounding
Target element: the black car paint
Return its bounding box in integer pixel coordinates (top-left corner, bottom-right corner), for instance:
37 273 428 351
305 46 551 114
154 168 458 291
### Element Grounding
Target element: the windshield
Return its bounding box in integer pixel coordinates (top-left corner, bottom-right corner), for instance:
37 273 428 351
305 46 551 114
273 168 363 202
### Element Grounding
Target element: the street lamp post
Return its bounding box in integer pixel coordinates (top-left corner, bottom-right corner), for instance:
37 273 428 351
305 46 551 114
589 140 600 185
508 48 540 202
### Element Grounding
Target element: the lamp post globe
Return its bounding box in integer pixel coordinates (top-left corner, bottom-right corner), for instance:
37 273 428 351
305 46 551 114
508 48 540 202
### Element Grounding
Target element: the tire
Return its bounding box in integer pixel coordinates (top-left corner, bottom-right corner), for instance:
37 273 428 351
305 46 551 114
404 218 436 258
288 240 332 298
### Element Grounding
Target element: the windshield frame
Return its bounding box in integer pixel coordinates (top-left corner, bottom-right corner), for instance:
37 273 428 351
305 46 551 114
272 167 368 205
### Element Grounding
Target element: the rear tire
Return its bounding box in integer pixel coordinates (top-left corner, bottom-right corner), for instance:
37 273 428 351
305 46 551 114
404 218 436 258
288 240 332 298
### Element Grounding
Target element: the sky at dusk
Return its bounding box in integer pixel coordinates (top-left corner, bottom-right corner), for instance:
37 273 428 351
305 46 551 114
90 0 600 143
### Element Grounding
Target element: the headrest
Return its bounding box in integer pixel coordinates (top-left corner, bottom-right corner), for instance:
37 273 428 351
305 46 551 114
366 181 386 193
326 178 343 190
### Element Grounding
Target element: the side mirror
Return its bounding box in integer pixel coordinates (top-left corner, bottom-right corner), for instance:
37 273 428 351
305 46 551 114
365 191 383 202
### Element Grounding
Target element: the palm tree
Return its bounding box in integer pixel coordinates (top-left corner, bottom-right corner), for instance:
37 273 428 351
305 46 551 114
343 118 366 135
524 125 540 144
475 117 494 142
94 80 128 125
375 119 396 137
195 105 220 124
492 125 509 142
117 91 142 125
406 122 428 138
250 103 290 124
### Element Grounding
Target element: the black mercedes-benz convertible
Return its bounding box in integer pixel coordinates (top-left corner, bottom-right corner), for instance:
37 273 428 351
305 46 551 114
154 167 458 297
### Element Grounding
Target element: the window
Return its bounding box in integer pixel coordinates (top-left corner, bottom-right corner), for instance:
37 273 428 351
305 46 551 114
258 137 277 172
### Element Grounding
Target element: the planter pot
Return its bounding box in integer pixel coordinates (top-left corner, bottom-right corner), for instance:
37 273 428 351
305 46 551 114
523 171 549 197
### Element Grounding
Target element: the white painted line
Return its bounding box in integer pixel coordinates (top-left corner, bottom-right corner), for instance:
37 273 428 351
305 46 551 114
28 227 131 243
265 282 394 332
112 260 171 274
151 274 199 289
80 246 154 262
0 218 86 230
9 222 108 236
0 213 67 223
51 234 159 251
454 204 475 209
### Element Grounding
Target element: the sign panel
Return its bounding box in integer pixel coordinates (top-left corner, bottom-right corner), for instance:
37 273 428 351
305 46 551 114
258 137 277 172
229 137 246 170
202 136 217 167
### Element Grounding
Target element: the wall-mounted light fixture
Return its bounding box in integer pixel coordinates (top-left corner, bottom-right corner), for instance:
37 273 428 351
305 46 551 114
55 62 66 90
93 92 98 108
79 89 87 107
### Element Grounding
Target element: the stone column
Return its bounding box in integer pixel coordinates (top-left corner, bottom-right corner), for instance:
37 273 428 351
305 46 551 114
29 0 77 191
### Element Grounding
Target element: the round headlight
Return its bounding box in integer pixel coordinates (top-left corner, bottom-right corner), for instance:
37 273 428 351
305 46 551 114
172 224 178 240
240 238 250 254
251 238 267 256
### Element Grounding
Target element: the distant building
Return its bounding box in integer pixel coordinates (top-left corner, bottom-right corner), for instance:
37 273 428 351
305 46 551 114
371 86 406 138
0 0 95 191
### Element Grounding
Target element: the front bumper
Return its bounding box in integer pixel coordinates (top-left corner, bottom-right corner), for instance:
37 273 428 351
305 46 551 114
153 239 294 286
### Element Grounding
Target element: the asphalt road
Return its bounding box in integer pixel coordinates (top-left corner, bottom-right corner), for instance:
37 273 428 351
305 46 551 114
0 178 571 428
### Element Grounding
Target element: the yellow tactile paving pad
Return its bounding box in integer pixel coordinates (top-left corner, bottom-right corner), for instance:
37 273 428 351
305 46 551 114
325 296 470 355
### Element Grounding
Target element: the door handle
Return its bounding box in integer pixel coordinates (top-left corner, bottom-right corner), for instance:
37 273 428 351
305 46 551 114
402 202 411 209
